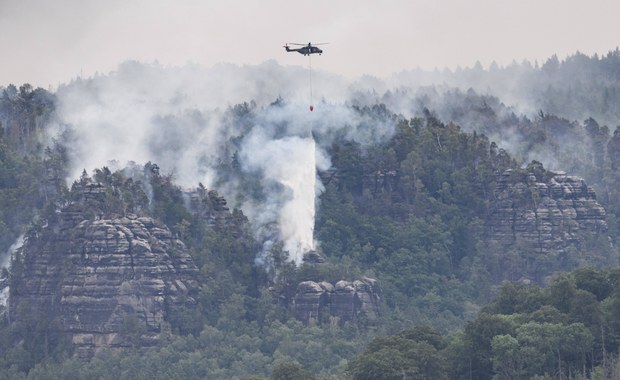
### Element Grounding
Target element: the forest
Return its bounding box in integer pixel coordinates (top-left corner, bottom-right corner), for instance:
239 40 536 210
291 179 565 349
1 50 620 379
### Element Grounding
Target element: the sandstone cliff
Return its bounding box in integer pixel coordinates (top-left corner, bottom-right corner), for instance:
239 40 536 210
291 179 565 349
184 187 246 237
292 277 381 325
9 181 199 359
488 169 607 248
486 169 609 281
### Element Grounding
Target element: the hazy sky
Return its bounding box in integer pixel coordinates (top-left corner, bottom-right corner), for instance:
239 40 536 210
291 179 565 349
1 0 619 88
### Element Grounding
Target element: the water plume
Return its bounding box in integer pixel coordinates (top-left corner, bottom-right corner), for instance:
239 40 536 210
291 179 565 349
46 61 393 265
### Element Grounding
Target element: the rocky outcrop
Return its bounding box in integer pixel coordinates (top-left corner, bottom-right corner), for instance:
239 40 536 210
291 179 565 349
293 277 381 325
185 188 245 237
486 169 608 282
488 170 607 252
9 182 198 360
302 250 326 264
293 281 332 324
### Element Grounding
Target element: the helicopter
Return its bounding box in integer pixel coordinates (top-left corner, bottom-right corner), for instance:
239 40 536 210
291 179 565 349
283 42 327 56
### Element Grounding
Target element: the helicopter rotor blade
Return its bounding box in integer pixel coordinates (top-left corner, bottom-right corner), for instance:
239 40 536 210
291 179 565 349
288 43 306 46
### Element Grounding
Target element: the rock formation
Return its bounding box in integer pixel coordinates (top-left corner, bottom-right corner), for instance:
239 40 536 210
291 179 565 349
185 187 246 237
488 169 607 250
9 181 199 359
486 169 609 281
301 250 326 264
292 277 381 325
293 281 332 324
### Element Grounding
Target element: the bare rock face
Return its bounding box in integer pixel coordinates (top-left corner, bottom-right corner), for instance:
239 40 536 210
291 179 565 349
487 169 608 280
489 170 606 249
293 281 331 323
185 188 246 237
293 277 381 325
302 250 326 264
9 183 198 359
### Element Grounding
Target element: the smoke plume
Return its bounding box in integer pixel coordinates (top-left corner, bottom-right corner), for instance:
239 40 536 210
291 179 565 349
49 61 393 265
47 53 615 264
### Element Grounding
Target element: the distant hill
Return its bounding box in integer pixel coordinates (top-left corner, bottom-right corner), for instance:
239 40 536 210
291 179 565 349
2 49 620 378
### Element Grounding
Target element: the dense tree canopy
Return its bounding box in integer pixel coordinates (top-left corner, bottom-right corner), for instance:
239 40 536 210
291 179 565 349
3 50 620 378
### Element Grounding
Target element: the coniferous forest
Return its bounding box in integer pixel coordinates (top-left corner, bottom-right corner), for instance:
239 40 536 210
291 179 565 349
2 51 620 379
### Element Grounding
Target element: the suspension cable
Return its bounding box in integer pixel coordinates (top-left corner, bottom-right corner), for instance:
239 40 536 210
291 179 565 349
309 54 313 106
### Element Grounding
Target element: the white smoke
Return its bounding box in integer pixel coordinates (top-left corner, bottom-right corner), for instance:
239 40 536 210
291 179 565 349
49 60 357 183
1 234 23 270
240 131 330 264
0 287 7 309
43 56 612 264
48 60 395 265
1 234 23 308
